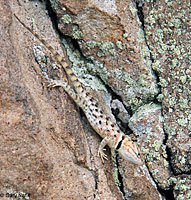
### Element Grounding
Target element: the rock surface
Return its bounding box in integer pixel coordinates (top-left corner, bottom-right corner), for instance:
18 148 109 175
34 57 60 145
1 1 96 199
0 0 190 200
143 1 191 199
56 0 159 112
129 103 171 189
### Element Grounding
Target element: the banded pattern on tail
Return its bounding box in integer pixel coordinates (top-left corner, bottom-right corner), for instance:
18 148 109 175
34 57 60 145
14 14 84 95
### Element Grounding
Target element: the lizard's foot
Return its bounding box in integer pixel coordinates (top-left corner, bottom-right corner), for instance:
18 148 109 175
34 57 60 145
98 148 108 163
47 79 65 88
98 137 109 162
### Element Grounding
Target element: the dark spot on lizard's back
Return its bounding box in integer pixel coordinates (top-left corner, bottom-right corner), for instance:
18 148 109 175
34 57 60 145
92 113 97 118
79 86 84 93
94 103 98 107
85 92 89 97
106 117 110 121
89 108 93 112
99 120 102 124
82 100 87 106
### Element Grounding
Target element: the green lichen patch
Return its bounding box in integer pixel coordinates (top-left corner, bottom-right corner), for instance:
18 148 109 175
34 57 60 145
137 29 145 42
100 41 114 52
72 26 83 39
177 116 188 127
98 41 116 57
61 38 107 92
116 40 123 50
108 48 117 56
6 190 30 200
86 40 101 49
111 69 134 85
60 14 72 24
72 30 83 39
178 96 189 109
110 68 159 111
158 78 168 87
174 178 191 200
123 33 128 38
144 1 191 186
129 3 137 17
152 60 163 73
86 40 119 58
49 0 58 11
156 94 164 102
97 50 105 57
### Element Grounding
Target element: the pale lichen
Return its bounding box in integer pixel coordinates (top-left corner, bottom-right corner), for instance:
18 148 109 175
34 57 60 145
116 40 123 50
60 14 72 24
61 38 107 92
6 190 30 200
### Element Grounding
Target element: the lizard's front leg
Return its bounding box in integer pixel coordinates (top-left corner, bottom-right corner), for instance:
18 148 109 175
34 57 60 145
47 79 68 88
47 79 83 107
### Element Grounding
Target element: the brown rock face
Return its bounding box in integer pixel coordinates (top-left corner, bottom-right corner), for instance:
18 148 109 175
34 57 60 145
55 0 159 112
3 0 190 200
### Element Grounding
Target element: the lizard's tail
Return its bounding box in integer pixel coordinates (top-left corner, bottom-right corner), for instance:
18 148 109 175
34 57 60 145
14 14 84 94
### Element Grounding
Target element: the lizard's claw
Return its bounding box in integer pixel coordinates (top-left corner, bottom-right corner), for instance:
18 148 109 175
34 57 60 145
98 148 108 163
47 79 60 88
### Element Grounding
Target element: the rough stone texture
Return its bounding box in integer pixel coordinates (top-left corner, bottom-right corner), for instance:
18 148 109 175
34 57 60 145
129 104 172 189
2 0 190 200
1 1 97 199
1 0 120 199
0 0 163 200
53 0 159 112
117 161 164 200
143 0 191 199
174 175 191 200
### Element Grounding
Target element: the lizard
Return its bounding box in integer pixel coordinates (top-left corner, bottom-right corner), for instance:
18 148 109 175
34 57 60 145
14 14 142 165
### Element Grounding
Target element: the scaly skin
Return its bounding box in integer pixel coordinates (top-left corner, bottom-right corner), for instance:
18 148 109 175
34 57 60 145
14 14 142 165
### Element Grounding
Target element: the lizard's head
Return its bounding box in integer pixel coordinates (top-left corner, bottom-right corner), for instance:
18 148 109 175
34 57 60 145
117 136 142 165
